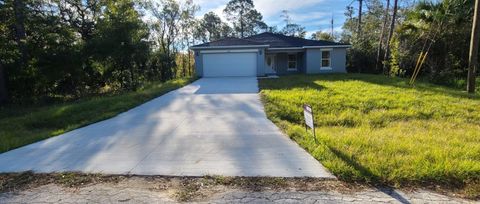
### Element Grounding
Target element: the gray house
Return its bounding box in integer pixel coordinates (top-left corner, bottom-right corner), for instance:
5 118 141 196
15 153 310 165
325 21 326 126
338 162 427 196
190 32 351 77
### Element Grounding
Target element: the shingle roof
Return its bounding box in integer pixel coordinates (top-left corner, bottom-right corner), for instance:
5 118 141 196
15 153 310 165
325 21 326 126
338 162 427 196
191 32 350 49
191 37 266 48
245 32 350 48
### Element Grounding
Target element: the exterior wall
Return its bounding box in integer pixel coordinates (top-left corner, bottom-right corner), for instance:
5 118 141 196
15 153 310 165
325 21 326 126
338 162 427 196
193 47 348 77
298 52 306 74
194 50 203 77
257 48 266 76
268 52 304 75
193 48 265 77
306 48 347 74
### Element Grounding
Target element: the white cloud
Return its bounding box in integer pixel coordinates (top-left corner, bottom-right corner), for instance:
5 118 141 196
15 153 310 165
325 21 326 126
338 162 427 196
253 0 326 18
211 5 228 21
193 0 228 22
191 0 345 33
289 11 329 22
305 31 316 39
194 0 327 21
192 0 226 10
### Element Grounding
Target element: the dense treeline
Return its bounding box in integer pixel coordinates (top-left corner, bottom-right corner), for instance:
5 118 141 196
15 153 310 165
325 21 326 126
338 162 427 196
341 0 478 88
0 0 312 104
0 0 477 104
0 0 155 102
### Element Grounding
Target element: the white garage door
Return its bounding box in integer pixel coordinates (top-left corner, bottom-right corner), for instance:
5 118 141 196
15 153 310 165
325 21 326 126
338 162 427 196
203 52 257 77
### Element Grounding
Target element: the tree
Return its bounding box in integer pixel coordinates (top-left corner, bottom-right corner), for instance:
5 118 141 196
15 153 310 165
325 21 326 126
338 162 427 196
223 0 265 38
148 0 182 80
0 63 7 103
357 0 363 35
179 0 198 77
199 12 224 41
382 0 399 74
0 0 12 103
341 0 385 73
220 22 234 38
266 25 279 33
53 0 104 92
468 0 479 93
55 0 101 41
279 10 306 38
311 31 335 41
93 0 149 89
374 0 473 86
13 0 28 69
0 0 203 102
375 0 390 71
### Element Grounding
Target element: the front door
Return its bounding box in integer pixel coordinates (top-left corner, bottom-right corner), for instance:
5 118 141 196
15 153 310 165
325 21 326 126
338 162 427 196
265 55 276 74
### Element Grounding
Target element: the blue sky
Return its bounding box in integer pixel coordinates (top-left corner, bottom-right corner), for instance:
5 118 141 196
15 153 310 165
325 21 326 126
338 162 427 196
193 0 353 37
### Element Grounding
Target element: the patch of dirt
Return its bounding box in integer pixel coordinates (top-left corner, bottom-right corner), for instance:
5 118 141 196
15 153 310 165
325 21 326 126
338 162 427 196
1 172 478 202
0 171 125 192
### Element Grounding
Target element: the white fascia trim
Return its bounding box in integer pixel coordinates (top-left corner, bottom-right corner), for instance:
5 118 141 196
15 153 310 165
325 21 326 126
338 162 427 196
191 44 351 50
303 45 352 48
267 47 304 50
200 49 259 54
190 45 269 50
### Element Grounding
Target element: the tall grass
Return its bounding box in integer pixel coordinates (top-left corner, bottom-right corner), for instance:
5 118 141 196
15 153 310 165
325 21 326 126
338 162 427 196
259 74 480 192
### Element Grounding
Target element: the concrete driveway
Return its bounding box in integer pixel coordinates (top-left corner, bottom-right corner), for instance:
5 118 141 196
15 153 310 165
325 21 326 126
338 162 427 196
0 77 334 178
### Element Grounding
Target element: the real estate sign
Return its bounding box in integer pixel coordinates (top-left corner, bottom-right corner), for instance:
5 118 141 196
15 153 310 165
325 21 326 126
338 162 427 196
303 104 314 129
303 104 318 144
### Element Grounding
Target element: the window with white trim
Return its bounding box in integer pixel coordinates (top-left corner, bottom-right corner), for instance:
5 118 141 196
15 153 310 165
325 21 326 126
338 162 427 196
287 54 297 70
321 50 331 69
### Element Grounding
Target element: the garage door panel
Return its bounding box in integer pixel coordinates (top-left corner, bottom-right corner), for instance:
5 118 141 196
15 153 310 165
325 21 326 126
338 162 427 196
203 52 257 77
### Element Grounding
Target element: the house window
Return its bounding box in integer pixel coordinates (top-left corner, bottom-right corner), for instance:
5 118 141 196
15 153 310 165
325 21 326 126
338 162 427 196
287 54 297 70
321 50 331 69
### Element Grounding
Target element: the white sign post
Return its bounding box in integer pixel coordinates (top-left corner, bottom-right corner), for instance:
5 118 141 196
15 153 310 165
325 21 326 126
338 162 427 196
303 104 318 144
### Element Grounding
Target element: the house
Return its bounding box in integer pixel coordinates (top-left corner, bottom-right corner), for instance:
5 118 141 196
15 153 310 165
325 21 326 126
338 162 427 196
190 32 351 77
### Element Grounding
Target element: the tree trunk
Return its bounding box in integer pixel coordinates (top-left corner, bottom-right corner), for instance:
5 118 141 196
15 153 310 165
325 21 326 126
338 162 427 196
382 0 398 75
356 0 363 73
188 40 192 76
240 3 245 38
468 0 480 93
331 15 334 39
189 51 192 76
375 0 390 72
0 63 8 104
240 14 244 38
182 53 187 77
357 0 363 35
13 0 28 68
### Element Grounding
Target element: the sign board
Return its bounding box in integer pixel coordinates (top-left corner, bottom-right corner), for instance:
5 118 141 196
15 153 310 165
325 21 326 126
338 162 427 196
303 104 318 144
303 104 314 129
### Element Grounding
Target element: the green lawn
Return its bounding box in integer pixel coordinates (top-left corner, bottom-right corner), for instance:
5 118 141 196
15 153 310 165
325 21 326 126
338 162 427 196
259 74 480 195
0 78 194 153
